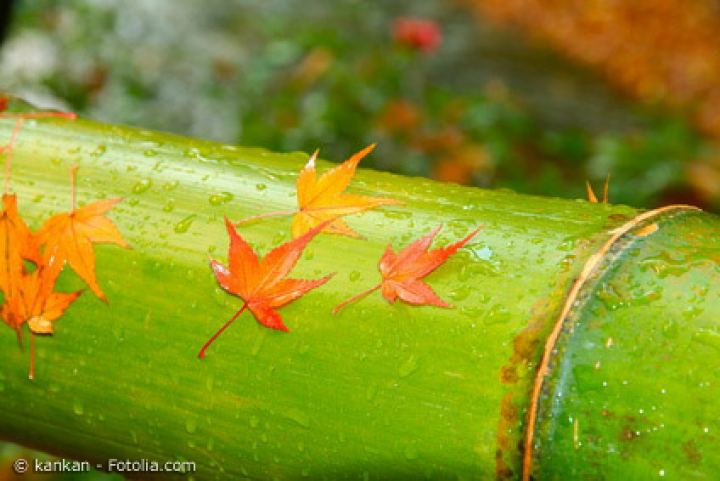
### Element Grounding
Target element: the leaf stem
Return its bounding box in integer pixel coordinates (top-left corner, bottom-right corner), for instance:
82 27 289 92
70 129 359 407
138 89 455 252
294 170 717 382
15 326 23 351
0 112 76 119
332 283 381 314
232 210 298 227
3 119 24 195
29 332 35 380
198 303 247 358
70 165 79 213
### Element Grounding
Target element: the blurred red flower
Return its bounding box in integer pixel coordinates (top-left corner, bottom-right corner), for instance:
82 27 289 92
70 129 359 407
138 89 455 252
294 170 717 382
393 17 442 53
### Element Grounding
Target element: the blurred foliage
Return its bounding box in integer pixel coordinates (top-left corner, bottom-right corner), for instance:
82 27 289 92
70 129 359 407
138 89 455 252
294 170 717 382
0 0 717 212
465 0 720 139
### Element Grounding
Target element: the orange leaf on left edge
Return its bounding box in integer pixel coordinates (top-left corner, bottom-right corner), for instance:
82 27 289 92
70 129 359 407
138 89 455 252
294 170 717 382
0 194 40 296
2 256 81 336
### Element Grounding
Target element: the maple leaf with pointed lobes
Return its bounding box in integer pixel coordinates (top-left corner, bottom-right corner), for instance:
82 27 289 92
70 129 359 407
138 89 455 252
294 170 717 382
200 218 335 358
333 224 483 313
1 256 82 379
2 257 81 335
235 144 403 238
0 194 41 297
36 167 128 302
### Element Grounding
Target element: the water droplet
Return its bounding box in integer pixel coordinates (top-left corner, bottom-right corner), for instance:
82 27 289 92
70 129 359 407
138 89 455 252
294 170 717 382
132 179 152 194
91 144 107 157
399 355 419 378
251 331 266 356
449 286 472 302
209 192 234 206
366 383 378 400
384 210 412 220
174 215 196 234
112 324 125 341
163 181 179 191
283 409 311 429
404 444 419 460
162 201 175 213
256 183 267 191
249 416 259 428
185 418 197 434
73 398 84 416
474 246 493 260
484 304 511 325
349 271 361 282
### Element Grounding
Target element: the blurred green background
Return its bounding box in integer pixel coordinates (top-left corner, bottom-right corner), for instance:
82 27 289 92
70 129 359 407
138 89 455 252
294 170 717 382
3 0 720 213
1 0 720 477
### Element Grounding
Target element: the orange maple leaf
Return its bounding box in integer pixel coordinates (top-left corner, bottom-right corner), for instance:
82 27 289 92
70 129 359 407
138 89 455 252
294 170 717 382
200 218 335 358
0 194 41 296
36 167 128 301
236 144 403 238
2 259 81 335
0 120 40 292
333 224 483 313
1 257 81 379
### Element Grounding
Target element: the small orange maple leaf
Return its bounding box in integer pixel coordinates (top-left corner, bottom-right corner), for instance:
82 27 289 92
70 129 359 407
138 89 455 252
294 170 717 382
1 256 81 379
235 144 403 238
333 224 483 313
2 258 81 335
200 218 335 358
36 166 129 301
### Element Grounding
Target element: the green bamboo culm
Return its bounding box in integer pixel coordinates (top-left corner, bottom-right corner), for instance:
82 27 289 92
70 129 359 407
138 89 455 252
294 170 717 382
0 97 718 479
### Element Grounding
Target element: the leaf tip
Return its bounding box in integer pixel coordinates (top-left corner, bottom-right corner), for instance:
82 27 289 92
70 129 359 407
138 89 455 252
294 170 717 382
306 149 319 169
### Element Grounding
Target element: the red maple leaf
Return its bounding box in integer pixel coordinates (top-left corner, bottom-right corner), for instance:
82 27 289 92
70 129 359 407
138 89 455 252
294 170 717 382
334 224 482 312
200 219 335 358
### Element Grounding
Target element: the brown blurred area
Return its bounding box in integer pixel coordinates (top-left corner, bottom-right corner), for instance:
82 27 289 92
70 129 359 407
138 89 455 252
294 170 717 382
463 0 720 138
462 0 720 206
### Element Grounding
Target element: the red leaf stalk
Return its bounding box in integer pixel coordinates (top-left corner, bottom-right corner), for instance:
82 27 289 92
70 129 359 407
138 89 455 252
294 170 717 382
198 303 248 359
